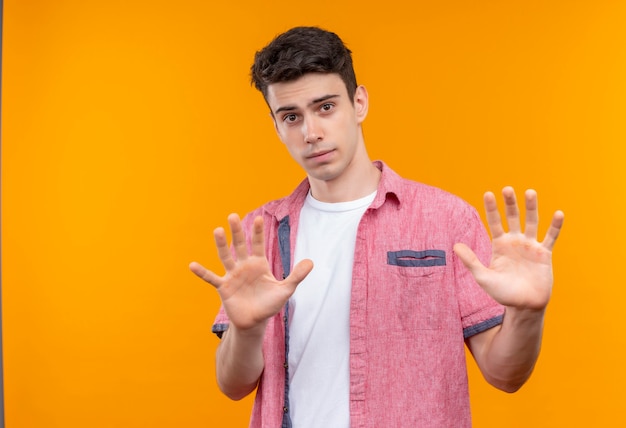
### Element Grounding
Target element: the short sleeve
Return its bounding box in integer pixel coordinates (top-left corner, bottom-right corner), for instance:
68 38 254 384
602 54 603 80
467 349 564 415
212 306 229 339
454 207 505 338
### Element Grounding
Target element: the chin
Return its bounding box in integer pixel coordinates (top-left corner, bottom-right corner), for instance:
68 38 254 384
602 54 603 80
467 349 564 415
309 167 342 182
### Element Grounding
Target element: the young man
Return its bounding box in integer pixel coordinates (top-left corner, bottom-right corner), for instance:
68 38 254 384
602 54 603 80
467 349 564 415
190 26 564 427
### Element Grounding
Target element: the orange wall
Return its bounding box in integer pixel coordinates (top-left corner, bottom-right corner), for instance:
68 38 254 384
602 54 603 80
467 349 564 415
2 1 625 426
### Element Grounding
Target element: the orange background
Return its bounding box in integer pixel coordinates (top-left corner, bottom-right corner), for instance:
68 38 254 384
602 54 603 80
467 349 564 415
2 0 625 427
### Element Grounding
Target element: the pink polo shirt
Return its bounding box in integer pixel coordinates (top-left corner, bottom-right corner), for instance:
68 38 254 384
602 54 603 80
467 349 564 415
212 161 504 427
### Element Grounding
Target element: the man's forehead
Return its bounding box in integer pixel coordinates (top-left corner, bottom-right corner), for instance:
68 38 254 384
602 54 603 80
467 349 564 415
266 73 347 110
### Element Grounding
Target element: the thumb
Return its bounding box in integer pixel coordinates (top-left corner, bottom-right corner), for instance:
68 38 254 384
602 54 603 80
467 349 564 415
285 259 314 287
189 261 222 288
453 243 487 281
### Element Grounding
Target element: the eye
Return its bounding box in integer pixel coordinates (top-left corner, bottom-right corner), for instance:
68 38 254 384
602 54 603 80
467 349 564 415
283 113 298 123
320 103 334 112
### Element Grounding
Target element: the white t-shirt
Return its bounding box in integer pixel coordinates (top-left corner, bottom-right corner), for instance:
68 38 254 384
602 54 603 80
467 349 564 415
288 190 376 427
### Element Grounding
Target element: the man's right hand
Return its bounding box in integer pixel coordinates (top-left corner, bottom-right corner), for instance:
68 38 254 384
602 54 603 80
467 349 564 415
190 213 313 332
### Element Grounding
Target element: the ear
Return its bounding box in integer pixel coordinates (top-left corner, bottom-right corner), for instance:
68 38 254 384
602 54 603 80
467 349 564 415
353 85 369 123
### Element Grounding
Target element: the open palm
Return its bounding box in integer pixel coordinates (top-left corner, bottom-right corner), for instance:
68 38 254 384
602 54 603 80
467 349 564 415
190 214 313 331
454 187 564 311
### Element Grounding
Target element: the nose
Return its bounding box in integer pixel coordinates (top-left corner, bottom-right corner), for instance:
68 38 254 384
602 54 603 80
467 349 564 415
303 115 323 144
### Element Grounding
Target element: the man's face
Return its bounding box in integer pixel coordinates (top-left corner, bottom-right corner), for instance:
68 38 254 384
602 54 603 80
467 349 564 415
265 73 368 184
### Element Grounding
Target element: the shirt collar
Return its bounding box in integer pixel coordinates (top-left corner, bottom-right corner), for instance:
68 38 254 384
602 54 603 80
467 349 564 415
265 160 405 220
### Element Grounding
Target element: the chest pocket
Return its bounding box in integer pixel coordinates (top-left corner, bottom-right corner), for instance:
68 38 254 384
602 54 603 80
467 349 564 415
387 249 448 330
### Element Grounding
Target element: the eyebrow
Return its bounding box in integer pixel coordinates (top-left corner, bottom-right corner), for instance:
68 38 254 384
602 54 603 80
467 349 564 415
274 94 340 115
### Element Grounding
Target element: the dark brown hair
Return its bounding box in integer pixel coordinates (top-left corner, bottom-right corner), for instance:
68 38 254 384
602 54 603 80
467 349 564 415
250 26 358 102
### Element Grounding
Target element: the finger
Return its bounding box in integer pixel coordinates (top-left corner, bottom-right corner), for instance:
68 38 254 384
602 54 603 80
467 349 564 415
214 226 236 271
189 261 223 288
227 213 249 261
502 186 521 233
250 216 267 258
484 191 505 239
542 210 564 251
524 189 539 241
453 243 489 284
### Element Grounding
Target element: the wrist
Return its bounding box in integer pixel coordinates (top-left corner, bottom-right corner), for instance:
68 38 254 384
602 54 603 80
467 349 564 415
503 306 546 327
228 319 269 340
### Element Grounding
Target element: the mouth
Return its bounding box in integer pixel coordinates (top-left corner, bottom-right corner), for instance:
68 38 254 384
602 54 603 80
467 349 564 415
306 149 335 159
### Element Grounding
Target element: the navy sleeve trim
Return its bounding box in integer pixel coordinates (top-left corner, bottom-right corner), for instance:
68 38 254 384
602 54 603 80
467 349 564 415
463 314 504 339
211 323 229 339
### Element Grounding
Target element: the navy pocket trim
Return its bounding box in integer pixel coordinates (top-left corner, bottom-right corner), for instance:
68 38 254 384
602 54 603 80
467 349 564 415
387 250 446 267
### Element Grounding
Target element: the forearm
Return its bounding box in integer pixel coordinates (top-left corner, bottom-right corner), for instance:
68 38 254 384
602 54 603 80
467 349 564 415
478 308 546 392
215 323 266 400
